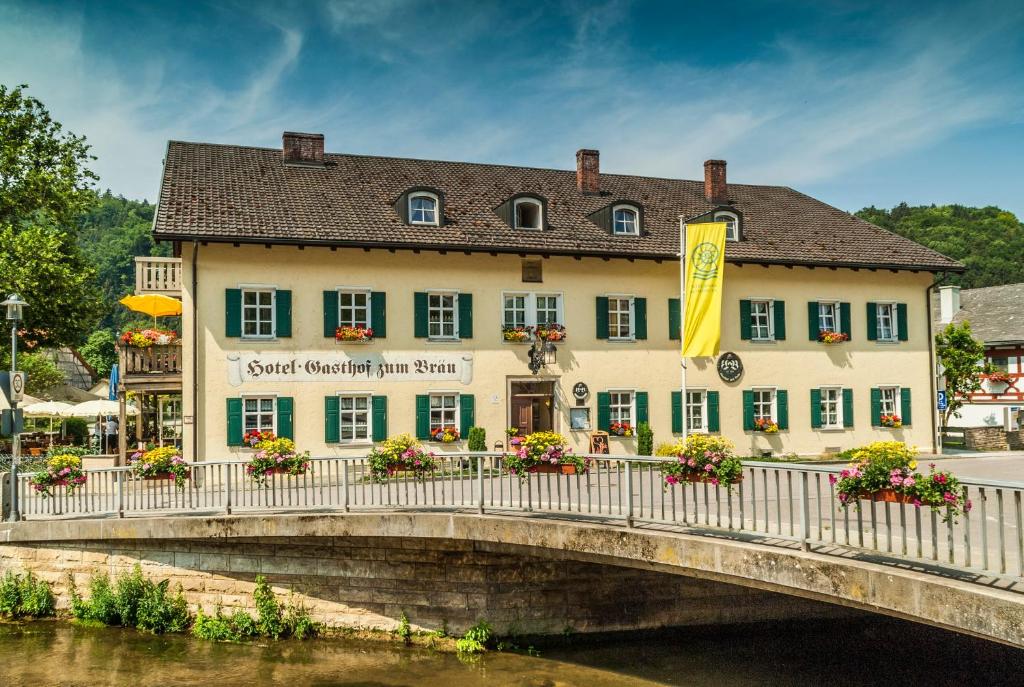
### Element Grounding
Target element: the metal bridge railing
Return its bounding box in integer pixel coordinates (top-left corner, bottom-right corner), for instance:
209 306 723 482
7 453 1024 584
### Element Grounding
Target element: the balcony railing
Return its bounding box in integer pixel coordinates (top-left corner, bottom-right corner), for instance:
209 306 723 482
135 256 182 294
118 342 182 377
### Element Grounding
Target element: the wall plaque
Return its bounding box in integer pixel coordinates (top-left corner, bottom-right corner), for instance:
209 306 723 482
717 352 743 383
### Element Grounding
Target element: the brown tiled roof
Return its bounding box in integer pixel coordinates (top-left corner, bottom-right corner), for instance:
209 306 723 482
153 141 963 271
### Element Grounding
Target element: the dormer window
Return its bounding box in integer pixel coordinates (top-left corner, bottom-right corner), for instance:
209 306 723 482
714 211 739 241
409 192 439 226
612 205 640 235
514 198 543 230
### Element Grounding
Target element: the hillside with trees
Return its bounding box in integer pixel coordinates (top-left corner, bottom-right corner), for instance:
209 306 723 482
856 204 1024 289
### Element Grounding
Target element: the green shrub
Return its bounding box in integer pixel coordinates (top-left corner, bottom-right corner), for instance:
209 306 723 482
0 571 55 618
192 607 258 642
397 611 412 645
253 575 285 639
637 422 654 456
136 579 190 634
64 418 89 445
456 619 494 654
70 572 119 624
113 565 147 627
467 427 486 452
46 445 91 459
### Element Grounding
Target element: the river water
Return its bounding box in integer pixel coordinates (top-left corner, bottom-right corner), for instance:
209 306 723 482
2 617 1022 686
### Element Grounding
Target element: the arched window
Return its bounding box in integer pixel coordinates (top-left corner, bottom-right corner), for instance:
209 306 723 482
409 192 439 225
612 205 640 235
514 197 543 230
714 211 739 241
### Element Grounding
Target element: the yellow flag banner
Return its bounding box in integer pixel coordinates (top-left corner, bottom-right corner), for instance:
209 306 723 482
681 222 727 358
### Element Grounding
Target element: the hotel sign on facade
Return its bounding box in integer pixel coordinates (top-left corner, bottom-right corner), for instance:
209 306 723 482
227 352 475 386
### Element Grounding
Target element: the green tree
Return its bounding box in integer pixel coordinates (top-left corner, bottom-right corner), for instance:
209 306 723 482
935 321 987 427
0 350 65 395
79 329 118 377
0 84 98 227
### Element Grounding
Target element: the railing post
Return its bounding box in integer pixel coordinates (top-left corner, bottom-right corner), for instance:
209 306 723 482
342 460 350 513
624 461 635 528
799 470 810 552
225 464 233 515
6 462 19 522
117 470 125 518
476 455 485 515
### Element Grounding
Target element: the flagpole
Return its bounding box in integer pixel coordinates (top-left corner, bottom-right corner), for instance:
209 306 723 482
679 218 688 441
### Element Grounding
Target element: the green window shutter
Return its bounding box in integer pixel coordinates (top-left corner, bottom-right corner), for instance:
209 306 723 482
866 302 878 341
635 391 649 424
414 292 429 338
742 390 754 431
275 290 292 338
596 297 609 339
226 398 243 446
901 388 912 426
807 301 819 341
707 391 721 433
459 394 475 437
671 391 682 434
225 289 242 338
458 293 473 339
415 394 430 440
323 290 339 338
371 396 388 442
739 300 752 340
870 388 882 427
371 292 387 338
897 303 909 342
668 298 681 340
633 297 647 339
276 397 294 440
597 392 611 431
840 302 852 340
773 300 786 341
777 390 789 430
842 388 854 428
324 396 340 443
810 388 822 429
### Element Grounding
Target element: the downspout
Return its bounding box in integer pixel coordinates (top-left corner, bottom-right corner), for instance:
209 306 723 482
927 273 952 455
191 241 199 463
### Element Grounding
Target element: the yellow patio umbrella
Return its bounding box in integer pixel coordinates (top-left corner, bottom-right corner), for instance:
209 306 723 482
119 294 182 325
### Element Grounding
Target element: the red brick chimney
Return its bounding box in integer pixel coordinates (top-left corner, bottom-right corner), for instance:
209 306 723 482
704 159 727 203
282 132 324 165
576 149 600 194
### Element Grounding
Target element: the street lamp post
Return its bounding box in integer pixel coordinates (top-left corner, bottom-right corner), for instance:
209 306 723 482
3 293 28 522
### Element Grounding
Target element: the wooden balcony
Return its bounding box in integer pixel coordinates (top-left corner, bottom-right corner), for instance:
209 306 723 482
118 342 182 391
135 256 182 294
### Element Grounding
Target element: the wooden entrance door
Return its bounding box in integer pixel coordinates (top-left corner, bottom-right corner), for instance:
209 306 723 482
512 398 533 436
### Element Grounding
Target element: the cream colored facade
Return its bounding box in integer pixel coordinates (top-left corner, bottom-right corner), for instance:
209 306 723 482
180 243 936 461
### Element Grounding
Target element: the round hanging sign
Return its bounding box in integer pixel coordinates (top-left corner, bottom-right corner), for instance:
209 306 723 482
572 382 590 400
717 352 743 383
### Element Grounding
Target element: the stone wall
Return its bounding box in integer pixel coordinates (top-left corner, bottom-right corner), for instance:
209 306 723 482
1007 430 1024 451
0 536 850 635
964 426 1010 451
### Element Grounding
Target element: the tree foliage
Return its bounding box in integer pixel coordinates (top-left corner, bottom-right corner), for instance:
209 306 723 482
79 329 118 377
856 203 1024 288
0 350 65 395
934 321 987 426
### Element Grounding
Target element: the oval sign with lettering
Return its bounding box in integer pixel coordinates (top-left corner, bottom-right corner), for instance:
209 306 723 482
573 382 589 400
717 352 743 383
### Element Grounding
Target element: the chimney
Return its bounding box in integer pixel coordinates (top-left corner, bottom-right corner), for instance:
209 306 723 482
576 149 600 194
282 131 324 165
704 159 728 203
938 285 961 324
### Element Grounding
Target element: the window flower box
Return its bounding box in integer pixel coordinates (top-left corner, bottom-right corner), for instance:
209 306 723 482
983 372 1014 384
502 326 532 343
610 422 634 437
535 323 566 342
754 418 779 433
243 430 275 448
660 435 743 489
120 328 178 348
335 326 374 342
430 426 460 443
880 414 902 428
817 330 849 344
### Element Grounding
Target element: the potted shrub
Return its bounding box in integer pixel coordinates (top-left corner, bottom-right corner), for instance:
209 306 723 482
244 436 311 486
430 426 460 443
880 414 902 428
335 325 374 342
502 326 531 343
502 431 590 476
817 330 849 344
610 422 634 437
660 435 743 489
128 446 190 489
830 441 971 522
753 417 779 434
367 433 437 481
535 323 566 342
29 453 87 497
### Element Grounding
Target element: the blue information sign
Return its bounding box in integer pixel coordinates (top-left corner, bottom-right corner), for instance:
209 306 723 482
937 390 948 411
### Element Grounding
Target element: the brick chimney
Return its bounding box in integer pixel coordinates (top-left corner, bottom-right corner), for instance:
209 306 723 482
704 159 728 203
282 132 324 165
576 149 600 194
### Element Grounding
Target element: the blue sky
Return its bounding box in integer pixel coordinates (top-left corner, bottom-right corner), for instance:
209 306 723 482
2 0 1022 216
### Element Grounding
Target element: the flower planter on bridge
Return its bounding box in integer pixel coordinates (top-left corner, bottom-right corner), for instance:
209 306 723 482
529 463 577 475
859 489 914 505
676 472 742 485
143 471 192 482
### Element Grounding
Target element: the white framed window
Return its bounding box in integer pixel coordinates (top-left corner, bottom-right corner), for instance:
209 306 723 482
820 387 842 429
243 397 276 434
750 300 773 341
501 292 563 334
242 288 275 338
514 198 543 230
409 192 439 225
535 294 559 325
503 294 527 328
428 292 458 339
880 386 900 417
339 394 371 442
609 390 634 426
429 393 459 431
752 389 776 421
818 301 839 334
686 390 707 433
339 290 370 329
714 211 739 241
877 303 896 341
612 205 640 235
608 296 634 339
